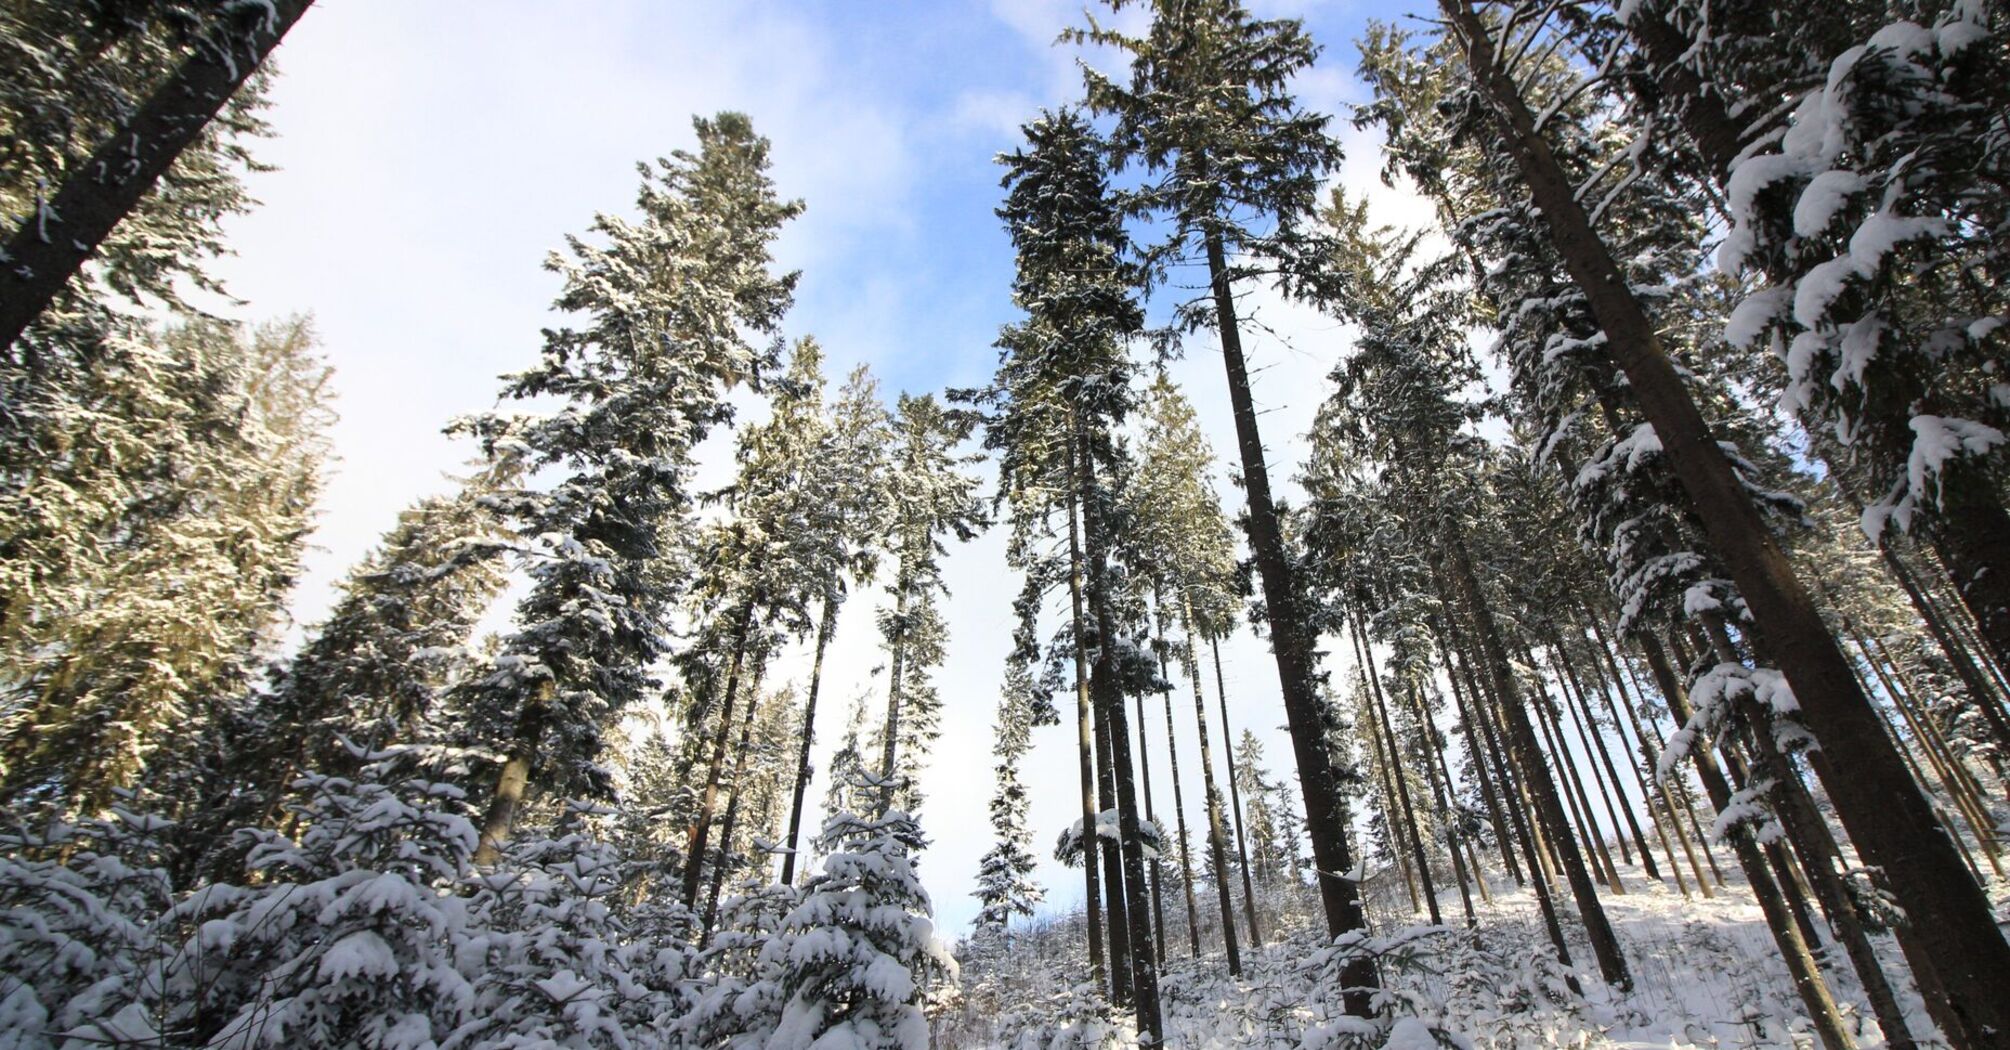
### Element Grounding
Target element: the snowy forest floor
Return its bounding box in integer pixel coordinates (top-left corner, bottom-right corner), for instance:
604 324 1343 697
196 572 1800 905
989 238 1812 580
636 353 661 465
943 856 2010 1049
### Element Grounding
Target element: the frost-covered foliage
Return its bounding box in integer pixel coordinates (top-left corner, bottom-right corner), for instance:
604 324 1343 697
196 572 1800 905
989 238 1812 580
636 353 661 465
990 983 1129 1050
0 803 177 1048
1719 4 2009 542
0 317 332 815
768 808 957 1050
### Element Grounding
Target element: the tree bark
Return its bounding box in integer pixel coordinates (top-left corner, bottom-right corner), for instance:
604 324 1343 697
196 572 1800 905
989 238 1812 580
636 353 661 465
1203 230 1374 1013
1162 643 1205 957
1443 530 1631 989
682 602 758 905
1077 424 1163 1041
1183 608 1243 974
1445 5 2010 1036
703 663 770 943
1065 485 1110 993
1211 637 1266 947
780 596 838 886
0 0 317 351
1353 612 1441 926
475 678 555 864
1635 634 1856 1050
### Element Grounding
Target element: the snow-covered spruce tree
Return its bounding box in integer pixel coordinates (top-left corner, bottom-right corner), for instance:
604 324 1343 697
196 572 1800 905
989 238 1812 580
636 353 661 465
185 468 516 875
986 107 1158 1029
767 805 957 1050
974 648 1045 935
1401 4 2010 1037
1712 5 2010 680
453 112 801 862
0 0 311 349
0 317 331 815
0 800 177 1048
1070 3 1375 992
871 393 984 818
682 338 883 915
94 745 483 1048
1231 731 1287 889
780 360 894 887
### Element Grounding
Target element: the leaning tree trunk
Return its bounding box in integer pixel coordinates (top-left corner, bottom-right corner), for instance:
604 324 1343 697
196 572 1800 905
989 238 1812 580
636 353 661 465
1444 5 2010 1037
475 679 556 864
703 663 770 943
1203 228 1374 1014
780 595 839 886
0 0 317 350
1352 612 1441 926
1637 635 1856 1050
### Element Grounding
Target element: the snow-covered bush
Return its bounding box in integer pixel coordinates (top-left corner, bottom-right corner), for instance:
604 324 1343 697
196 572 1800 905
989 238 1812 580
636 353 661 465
990 982 1127 1050
767 808 957 1050
0 803 176 1050
455 804 680 1048
128 749 481 1048
674 880 798 1048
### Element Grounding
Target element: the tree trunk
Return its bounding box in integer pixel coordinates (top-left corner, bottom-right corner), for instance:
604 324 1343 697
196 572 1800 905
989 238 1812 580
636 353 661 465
1203 230 1374 1013
1635 634 1856 1050
876 570 912 817
1406 678 1478 926
1554 639 1660 880
704 664 770 943
1353 613 1441 925
1065 486 1110 991
1443 530 1632 989
1162 643 1205 957
1433 612 1523 884
1183 607 1243 974
1077 423 1163 1042
475 678 555 864
1528 648 1624 894
1211 637 1266 947
682 602 758 906
0 0 317 351
1445 6 2010 1036
780 596 838 886
1583 611 1711 897
1133 683 1168 966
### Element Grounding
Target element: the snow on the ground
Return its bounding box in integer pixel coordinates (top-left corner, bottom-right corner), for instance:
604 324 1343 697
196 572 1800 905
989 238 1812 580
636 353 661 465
949 854 1960 1049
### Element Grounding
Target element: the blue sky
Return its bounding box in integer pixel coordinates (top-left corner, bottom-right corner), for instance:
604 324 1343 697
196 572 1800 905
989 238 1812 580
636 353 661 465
209 0 1462 937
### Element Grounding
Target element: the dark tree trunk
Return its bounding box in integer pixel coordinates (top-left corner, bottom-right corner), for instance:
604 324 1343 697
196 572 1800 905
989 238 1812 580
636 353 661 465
1583 611 1710 897
1353 613 1441 926
1183 608 1243 974
780 596 839 886
1203 230 1374 1013
1065 486 1111 993
1445 6 2010 1037
1553 637 1661 880
1077 424 1164 1042
1133 685 1168 966
1433 612 1524 885
876 570 912 817
0 0 317 351
1634 634 1856 1050
1443 530 1632 989
1406 678 1478 926
682 602 758 905
1163 643 1206 957
1211 637 1266 946
1527 647 1624 894
703 663 770 943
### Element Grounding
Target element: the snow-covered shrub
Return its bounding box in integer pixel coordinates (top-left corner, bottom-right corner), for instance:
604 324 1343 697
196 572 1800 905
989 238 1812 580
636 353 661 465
674 880 799 1048
989 982 1127 1050
768 808 957 1050
134 748 481 1048
455 803 679 1048
0 804 175 1050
